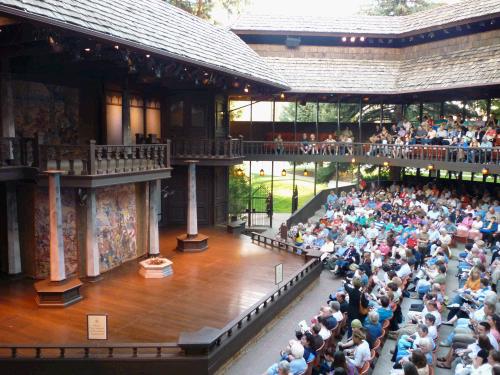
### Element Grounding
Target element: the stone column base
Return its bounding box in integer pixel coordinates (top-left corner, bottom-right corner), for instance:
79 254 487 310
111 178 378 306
176 234 209 252
34 278 83 307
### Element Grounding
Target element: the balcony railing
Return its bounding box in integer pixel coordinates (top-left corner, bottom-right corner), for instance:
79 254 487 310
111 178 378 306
0 137 35 167
172 137 244 160
242 141 500 165
39 141 172 176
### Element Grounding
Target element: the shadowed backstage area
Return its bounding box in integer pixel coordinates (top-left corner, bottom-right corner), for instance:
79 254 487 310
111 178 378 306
0 227 305 344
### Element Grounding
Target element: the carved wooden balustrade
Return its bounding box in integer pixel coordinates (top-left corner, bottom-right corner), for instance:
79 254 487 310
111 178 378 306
0 137 35 167
171 136 244 160
38 140 172 176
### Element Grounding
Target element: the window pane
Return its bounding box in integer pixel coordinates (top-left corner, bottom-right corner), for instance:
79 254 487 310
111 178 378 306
423 102 440 120
318 103 338 122
383 104 403 124
361 104 381 123
465 100 487 121
404 104 419 124
168 100 184 127
229 100 251 122
443 101 463 119
251 101 273 122
491 99 500 124
340 103 360 123
296 102 317 123
275 101 296 122
191 103 206 127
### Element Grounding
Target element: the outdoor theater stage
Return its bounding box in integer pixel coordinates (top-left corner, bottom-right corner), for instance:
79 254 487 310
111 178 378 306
0 227 305 344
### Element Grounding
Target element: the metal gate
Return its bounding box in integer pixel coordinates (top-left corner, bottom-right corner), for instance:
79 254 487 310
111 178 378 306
246 185 272 228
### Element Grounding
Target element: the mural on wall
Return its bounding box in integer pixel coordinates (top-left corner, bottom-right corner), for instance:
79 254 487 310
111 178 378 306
13 80 79 144
34 188 79 279
96 184 137 272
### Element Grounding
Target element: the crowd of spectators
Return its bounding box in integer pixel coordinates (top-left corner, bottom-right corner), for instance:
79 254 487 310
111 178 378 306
266 182 500 375
273 113 500 162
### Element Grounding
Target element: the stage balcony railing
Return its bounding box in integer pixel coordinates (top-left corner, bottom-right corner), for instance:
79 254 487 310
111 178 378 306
38 140 172 176
0 137 35 168
172 136 244 160
242 141 500 165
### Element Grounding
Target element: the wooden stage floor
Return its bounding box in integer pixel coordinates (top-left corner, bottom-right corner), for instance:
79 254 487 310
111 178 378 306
0 227 305 344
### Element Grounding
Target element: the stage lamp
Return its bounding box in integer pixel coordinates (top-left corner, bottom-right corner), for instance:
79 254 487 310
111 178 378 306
350 36 356 42
281 169 287 177
259 169 265 176
84 47 91 52
342 36 347 42
303 169 309 176
235 168 244 177
351 158 356 163
482 168 489 175
427 164 434 170
360 36 365 42
383 161 389 167
244 84 250 93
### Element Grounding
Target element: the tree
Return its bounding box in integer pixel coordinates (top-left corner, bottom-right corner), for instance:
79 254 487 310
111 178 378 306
228 166 251 219
363 0 444 16
165 0 248 22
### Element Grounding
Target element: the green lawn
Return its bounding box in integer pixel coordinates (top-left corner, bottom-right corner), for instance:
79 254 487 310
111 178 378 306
250 174 329 213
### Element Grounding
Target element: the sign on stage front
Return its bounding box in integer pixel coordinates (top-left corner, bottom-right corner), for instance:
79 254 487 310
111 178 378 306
275 263 283 285
87 314 108 340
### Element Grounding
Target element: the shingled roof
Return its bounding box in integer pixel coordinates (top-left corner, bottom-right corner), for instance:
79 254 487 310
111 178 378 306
232 0 500 36
0 0 288 89
263 43 500 94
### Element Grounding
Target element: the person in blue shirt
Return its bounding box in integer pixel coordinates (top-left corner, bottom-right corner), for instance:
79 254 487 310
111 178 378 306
364 311 383 348
480 216 498 247
326 190 338 209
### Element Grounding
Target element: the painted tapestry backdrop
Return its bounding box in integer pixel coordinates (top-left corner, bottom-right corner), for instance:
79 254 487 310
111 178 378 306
13 80 79 144
34 188 79 279
96 185 137 272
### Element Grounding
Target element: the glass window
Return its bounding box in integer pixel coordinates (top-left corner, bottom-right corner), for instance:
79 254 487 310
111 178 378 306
229 100 251 122
251 101 273 122
404 104 420 124
168 100 184 127
191 103 206 127
130 96 144 143
491 99 500 124
106 93 122 145
275 101 296 122
422 102 440 121
361 104 381 123
318 103 338 123
146 100 161 138
340 103 360 123
296 102 317 123
465 100 487 121
383 104 403 124
443 101 463 119
215 100 225 129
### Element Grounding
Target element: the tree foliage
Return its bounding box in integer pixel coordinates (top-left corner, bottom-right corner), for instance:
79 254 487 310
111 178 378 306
363 0 444 16
228 166 251 217
165 0 247 21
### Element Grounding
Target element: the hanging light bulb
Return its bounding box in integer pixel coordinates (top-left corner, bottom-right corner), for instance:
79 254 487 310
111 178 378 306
427 164 434 170
259 169 265 176
281 169 287 177
482 168 489 175
280 92 285 100
303 169 309 176
383 161 389 167
351 158 356 163
244 84 250 93
235 168 244 177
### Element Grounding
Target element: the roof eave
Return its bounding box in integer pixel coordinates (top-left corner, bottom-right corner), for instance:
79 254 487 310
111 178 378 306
0 4 290 91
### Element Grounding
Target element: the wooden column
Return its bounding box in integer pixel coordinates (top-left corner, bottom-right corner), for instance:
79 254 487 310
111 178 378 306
149 180 161 256
34 171 83 307
4 183 21 275
0 59 15 138
85 189 100 280
177 161 208 252
122 80 131 145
